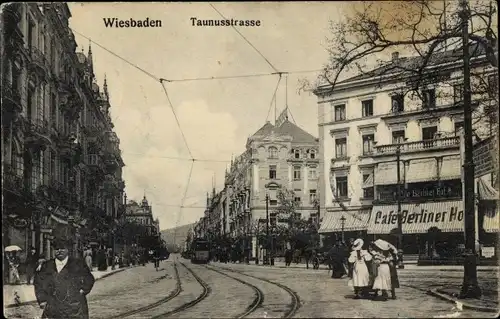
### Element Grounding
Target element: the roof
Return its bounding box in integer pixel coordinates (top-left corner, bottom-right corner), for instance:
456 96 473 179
250 119 317 144
338 43 486 85
274 119 317 143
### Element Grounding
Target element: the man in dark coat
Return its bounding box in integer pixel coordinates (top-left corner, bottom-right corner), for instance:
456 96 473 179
26 247 38 285
34 237 95 319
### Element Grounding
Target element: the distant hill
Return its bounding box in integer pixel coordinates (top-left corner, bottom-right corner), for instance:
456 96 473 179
160 223 194 252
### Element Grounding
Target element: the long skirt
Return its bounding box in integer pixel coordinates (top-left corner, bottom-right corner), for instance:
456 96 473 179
352 260 371 288
389 263 400 288
373 263 392 290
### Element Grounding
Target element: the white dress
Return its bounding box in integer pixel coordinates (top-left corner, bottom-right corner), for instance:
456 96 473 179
348 250 372 287
372 254 392 290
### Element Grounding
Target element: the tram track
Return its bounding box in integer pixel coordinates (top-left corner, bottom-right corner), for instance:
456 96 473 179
212 264 301 318
204 264 265 318
105 261 182 319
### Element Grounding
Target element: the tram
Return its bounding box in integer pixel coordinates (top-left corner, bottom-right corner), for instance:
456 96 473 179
191 238 210 264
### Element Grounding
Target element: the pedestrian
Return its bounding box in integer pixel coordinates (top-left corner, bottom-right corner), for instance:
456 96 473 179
84 247 93 271
26 247 38 285
371 239 393 301
347 239 372 299
34 237 95 319
328 242 346 279
7 251 21 285
387 242 400 299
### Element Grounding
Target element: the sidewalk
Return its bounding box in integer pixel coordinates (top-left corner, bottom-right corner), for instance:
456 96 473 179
428 285 499 313
247 260 499 272
3 267 126 308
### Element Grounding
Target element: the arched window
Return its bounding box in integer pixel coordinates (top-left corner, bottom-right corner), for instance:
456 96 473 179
268 147 278 159
294 149 301 159
310 149 316 159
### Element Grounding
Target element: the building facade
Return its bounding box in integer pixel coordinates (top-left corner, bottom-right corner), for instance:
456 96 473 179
2 3 126 261
315 47 498 261
197 110 320 261
124 196 160 237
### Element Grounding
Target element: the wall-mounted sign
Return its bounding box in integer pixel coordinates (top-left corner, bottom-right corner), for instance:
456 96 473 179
378 181 462 202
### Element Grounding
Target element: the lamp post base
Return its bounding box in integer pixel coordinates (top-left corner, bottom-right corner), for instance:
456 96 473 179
459 251 482 299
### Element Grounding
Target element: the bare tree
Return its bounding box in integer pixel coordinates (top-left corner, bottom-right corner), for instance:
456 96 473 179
300 0 498 134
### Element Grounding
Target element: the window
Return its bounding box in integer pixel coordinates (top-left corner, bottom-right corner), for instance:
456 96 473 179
270 212 277 225
269 200 278 206
293 166 301 180
335 138 347 158
310 213 318 225
51 93 57 127
309 150 316 159
391 94 404 112
268 147 278 159
309 189 317 204
294 149 300 159
422 126 438 140
308 167 318 180
362 100 373 117
269 165 277 179
422 89 436 108
334 104 346 121
28 18 34 51
392 130 406 144
294 196 301 203
453 84 463 104
454 122 464 136
336 176 348 198
27 87 34 121
362 134 374 155
362 174 374 199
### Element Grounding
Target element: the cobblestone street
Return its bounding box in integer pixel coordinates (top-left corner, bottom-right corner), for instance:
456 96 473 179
4 256 499 318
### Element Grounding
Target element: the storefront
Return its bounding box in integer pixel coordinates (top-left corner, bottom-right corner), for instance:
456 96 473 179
477 176 499 261
319 208 371 246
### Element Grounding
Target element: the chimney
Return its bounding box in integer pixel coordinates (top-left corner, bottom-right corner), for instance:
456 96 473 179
392 52 400 61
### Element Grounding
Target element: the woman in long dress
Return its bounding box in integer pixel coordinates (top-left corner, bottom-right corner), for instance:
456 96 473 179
387 243 400 299
371 241 393 301
348 239 372 299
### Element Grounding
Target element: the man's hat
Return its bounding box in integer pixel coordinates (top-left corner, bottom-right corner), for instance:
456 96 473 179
52 237 72 250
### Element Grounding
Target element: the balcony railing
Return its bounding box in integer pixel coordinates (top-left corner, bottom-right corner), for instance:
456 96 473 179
3 82 22 112
3 165 24 193
374 136 460 155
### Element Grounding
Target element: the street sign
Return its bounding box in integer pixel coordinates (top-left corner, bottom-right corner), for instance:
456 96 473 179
473 135 498 177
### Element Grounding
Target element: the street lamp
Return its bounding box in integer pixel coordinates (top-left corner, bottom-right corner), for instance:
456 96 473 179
265 192 270 265
340 215 346 243
68 134 79 257
396 140 407 269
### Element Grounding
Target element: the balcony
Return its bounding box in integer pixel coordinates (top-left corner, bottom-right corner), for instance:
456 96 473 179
2 165 24 195
374 136 460 156
3 4 24 51
24 118 52 149
28 47 50 78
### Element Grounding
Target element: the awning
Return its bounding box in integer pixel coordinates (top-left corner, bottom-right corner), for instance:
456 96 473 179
367 200 464 234
374 162 404 185
406 158 437 183
478 177 499 201
439 155 461 181
319 209 371 234
362 173 374 188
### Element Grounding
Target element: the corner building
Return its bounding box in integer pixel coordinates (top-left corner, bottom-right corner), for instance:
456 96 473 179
314 48 498 264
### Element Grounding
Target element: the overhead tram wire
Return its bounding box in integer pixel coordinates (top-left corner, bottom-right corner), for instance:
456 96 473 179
159 81 194 160
122 153 231 163
209 3 279 73
173 160 195 241
70 28 160 82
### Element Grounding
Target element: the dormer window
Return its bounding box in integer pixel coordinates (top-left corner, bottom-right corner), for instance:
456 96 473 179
294 149 300 159
268 147 278 159
309 150 316 159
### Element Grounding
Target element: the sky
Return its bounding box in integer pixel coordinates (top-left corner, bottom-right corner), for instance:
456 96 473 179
67 2 351 230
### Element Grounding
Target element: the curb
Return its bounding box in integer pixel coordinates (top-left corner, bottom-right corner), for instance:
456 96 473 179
427 288 499 313
4 268 126 309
